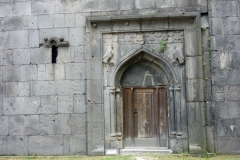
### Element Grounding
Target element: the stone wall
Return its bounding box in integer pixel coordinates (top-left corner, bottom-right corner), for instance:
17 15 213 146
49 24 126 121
0 0 239 156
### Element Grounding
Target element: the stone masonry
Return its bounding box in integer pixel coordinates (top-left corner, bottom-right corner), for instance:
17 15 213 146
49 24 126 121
0 0 239 156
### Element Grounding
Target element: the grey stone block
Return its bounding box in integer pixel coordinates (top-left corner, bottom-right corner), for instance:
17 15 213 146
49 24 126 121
0 32 9 49
211 35 240 50
0 116 8 135
56 0 81 13
54 14 65 28
24 115 40 136
232 50 240 68
74 95 86 114
87 123 104 155
71 114 86 135
0 67 2 82
3 65 20 82
38 15 54 29
102 0 118 11
32 0 56 15
0 136 7 155
70 135 86 155
210 18 223 36
236 119 240 138
41 96 57 114
3 50 12 65
9 116 24 135
22 16 38 29
45 64 65 80
31 48 51 64
119 0 134 10
28 135 63 155
3 97 41 115
206 127 214 153
87 60 102 80
76 14 86 27
184 29 198 56
37 64 46 80
32 81 54 96
0 98 2 115
3 16 23 31
57 47 74 63
63 135 70 155
74 46 85 62
0 3 13 17
6 82 18 97
29 30 39 48
39 28 68 43
217 101 240 119
9 30 28 49
18 82 30 97
39 114 55 135
186 79 204 102
223 17 240 35
210 1 238 18
156 0 178 8
0 18 3 31
216 137 240 154
20 65 38 81
87 80 102 104
87 104 103 123
135 0 155 9
14 1 31 16
54 114 71 134
13 49 30 65
186 56 203 79
55 80 85 95
69 27 85 46
58 96 73 113
7 136 27 155
66 63 86 80
0 83 5 97
65 14 75 28
188 102 204 126
213 69 239 85
212 51 232 69
226 119 235 138
81 0 101 12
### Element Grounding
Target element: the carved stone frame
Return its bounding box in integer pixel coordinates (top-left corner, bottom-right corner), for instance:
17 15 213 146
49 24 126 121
86 13 206 155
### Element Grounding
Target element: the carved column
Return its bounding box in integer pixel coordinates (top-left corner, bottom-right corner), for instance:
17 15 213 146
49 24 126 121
169 86 176 137
115 87 122 140
109 89 116 137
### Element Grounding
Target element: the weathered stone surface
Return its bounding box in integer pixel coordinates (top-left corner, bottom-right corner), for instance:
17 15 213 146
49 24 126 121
7 136 27 155
0 83 5 97
87 104 103 123
66 63 86 80
217 138 240 154
3 65 20 82
223 17 240 35
0 3 13 17
41 96 57 114
81 0 101 12
210 18 223 36
186 56 203 79
9 116 24 135
45 64 65 80
56 0 81 13
102 0 118 11
71 114 86 135
28 135 63 155
39 114 55 135
55 80 85 95
74 95 86 114
13 49 30 65
210 1 238 18
32 0 56 15
0 136 7 155
29 30 39 48
119 0 134 10
211 35 240 50
87 80 102 104
54 114 71 134
212 51 232 69
24 115 40 136
232 50 240 68
0 98 2 115
9 30 28 49
18 82 30 97
38 15 54 29
32 81 54 96
3 17 23 31
14 1 31 16
70 135 86 155
54 14 65 28
20 65 38 81
3 97 41 115
58 96 73 113
76 13 86 27
3 50 12 65
22 16 38 30
74 46 85 62
186 79 204 102
217 101 240 119
31 48 51 64
69 27 85 46
135 0 155 9
57 47 74 63
236 119 240 138
213 69 239 85
63 135 70 155
0 32 9 49
87 60 102 80
37 64 46 80
39 28 68 43
0 116 8 135
6 82 18 97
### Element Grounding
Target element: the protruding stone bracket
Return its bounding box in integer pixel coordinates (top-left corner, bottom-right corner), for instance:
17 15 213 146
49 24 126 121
43 37 69 47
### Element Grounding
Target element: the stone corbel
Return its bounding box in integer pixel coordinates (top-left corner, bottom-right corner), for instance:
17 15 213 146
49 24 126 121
103 45 114 65
174 51 185 65
43 37 69 47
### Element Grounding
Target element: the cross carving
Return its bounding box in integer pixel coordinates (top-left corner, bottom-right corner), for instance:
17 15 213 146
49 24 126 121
139 96 150 124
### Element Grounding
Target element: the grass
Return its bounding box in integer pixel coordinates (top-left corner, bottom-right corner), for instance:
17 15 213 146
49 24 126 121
0 155 240 160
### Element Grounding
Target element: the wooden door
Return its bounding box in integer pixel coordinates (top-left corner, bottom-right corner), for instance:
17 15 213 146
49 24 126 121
123 87 168 148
